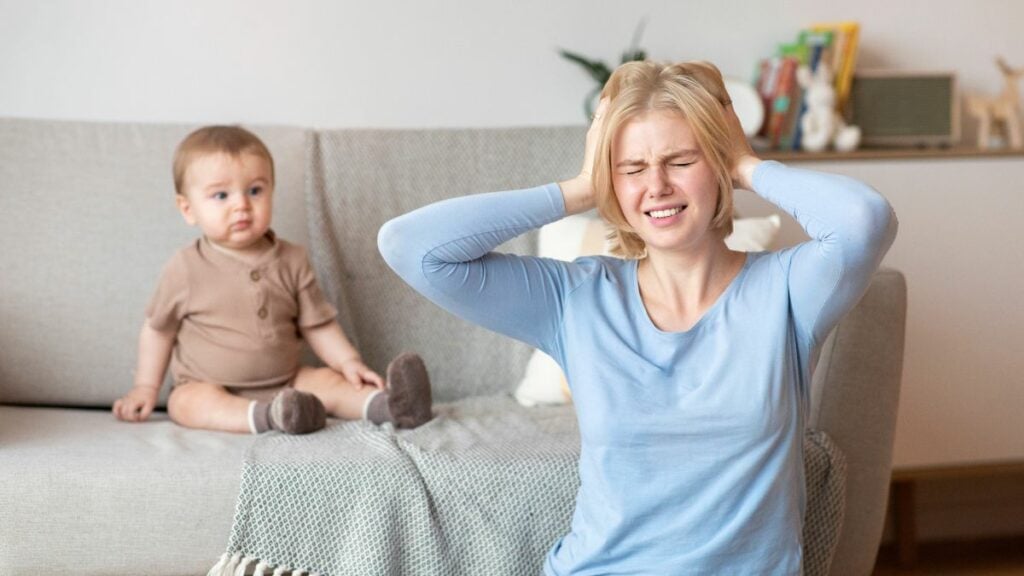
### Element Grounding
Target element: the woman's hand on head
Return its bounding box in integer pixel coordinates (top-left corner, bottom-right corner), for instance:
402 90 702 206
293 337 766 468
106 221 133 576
559 97 609 215
723 102 761 191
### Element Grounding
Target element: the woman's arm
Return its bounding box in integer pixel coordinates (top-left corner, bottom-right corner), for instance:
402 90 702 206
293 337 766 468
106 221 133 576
753 161 897 345
378 184 576 352
378 101 609 352
724 103 897 347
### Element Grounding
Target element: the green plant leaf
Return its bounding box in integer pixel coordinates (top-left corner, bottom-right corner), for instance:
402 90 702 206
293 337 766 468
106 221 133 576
558 49 613 84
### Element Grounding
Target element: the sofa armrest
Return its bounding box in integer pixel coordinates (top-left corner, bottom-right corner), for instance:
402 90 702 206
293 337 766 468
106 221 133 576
810 268 908 576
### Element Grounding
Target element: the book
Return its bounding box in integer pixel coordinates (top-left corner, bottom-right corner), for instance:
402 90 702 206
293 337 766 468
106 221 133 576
754 57 781 139
810 21 860 114
767 55 800 149
790 29 833 150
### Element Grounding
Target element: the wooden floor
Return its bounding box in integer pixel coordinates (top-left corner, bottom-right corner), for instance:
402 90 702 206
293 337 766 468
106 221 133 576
873 538 1024 575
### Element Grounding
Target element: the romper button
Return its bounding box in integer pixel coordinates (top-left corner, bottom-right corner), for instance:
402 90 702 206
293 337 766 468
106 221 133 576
257 307 268 319
250 270 261 281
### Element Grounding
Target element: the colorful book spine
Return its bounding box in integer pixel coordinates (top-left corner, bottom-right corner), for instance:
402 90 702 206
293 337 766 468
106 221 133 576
810 21 860 114
767 56 799 149
790 29 832 150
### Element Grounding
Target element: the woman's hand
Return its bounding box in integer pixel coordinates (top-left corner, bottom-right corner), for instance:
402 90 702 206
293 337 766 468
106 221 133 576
559 97 609 215
723 102 762 191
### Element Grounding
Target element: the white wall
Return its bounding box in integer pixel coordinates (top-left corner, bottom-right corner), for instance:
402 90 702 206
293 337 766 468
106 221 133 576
3 0 1024 543
3 0 1024 129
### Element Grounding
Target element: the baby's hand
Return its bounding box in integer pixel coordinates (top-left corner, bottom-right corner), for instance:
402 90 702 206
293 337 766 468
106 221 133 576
113 386 159 422
340 359 385 390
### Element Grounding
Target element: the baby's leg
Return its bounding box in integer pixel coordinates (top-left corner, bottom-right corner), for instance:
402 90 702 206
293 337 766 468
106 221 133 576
170 380 327 435
167 381 252 434
294 355 433 428
293 366 378 421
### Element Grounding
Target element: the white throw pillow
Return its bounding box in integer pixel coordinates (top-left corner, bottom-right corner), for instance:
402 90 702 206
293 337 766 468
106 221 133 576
513 213 782 407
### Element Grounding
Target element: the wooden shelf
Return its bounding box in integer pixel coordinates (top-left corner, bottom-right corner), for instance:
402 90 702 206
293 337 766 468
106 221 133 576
759 145 1024 162
892 459 1024 482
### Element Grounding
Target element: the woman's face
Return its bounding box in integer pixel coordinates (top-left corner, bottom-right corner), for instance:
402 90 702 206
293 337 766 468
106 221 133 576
611 110 721 256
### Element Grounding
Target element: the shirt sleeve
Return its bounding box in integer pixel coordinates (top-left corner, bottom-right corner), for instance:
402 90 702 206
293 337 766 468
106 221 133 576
145 252 189 333
294 248 338 329
377 183 582 355
752 161 898 350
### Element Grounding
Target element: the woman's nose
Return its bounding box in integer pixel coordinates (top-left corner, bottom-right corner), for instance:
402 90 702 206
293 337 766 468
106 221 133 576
646 166 670 197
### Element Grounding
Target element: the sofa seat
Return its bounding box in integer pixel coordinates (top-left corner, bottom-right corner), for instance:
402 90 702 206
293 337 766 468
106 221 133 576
0 406 252 574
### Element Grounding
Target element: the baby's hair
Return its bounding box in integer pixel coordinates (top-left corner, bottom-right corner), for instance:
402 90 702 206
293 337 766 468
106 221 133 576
172 125 275 195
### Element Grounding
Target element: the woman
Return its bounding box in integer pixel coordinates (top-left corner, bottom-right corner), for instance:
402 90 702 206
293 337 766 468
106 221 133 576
378 61 897 574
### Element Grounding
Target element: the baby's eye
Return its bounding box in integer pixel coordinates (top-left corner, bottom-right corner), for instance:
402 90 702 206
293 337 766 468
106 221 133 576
248 186 263 196
212 191 228 200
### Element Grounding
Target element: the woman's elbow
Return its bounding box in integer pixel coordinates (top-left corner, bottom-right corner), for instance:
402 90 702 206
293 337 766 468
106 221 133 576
377 215 420 276
850 187 898 252
866 190 898 244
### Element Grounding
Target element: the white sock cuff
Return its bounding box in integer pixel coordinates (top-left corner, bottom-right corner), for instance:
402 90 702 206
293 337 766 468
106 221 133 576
362 389 385 420
247 400 259 434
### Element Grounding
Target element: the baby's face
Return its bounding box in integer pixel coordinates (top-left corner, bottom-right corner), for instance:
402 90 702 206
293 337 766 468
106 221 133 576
177 152 274 251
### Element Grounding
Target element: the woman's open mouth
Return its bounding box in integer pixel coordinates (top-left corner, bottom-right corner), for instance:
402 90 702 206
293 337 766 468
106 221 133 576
646 206 684 219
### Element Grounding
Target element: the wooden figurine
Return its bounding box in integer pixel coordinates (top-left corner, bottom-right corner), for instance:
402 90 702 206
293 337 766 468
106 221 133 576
966 57 1024 149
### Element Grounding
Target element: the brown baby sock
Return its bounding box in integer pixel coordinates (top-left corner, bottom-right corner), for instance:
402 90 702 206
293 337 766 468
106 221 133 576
251 389 326 434
364 390 392 425
385 352 433 429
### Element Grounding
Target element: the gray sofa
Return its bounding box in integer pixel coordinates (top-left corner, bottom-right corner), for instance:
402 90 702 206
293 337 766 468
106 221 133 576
0 117 906 575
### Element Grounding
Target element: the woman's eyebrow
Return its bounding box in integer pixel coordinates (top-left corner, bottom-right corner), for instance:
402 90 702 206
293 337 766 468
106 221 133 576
615 149 700 167
615 158 646 168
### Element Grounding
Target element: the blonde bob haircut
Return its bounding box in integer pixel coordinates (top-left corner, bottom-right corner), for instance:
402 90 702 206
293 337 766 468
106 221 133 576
593 60 737 259
172 125 275 196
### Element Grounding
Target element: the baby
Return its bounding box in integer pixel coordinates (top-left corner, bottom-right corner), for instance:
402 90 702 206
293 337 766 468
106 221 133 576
113 125 432 434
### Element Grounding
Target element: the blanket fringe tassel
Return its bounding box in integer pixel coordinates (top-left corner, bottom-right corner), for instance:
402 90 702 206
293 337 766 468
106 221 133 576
208 552 319 576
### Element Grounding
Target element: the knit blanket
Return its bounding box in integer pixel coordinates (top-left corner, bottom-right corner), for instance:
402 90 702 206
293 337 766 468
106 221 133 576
208 395 844 576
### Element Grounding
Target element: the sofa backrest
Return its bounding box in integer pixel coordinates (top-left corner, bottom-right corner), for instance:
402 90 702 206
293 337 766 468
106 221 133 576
308 127 583 402
0 118 313 407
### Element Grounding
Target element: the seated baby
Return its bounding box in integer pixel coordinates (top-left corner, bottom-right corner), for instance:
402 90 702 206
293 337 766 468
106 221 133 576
113 125 432 434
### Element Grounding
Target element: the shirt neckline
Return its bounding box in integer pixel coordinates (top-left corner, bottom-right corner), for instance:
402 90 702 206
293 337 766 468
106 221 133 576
200 229 280 270
630 252 752 338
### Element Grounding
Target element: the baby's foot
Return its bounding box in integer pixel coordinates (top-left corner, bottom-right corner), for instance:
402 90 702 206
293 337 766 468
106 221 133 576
386 353 433 429
268 388 326 434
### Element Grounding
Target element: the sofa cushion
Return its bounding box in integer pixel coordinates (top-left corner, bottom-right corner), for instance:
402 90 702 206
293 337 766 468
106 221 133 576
0 405 253 574
308 126 585 402
0 118 314 407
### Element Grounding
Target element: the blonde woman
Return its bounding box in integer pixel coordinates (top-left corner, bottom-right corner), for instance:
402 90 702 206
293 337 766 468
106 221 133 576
379 61 897 574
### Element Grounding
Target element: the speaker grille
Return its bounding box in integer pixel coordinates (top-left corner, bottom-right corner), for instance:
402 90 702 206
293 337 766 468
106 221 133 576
851 75 956 144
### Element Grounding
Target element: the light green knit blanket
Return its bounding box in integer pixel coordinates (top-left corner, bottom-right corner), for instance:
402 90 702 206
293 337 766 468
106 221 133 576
209 394 844 576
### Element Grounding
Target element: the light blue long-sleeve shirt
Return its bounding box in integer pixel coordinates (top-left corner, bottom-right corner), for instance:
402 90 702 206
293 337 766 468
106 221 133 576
378 161 897 575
